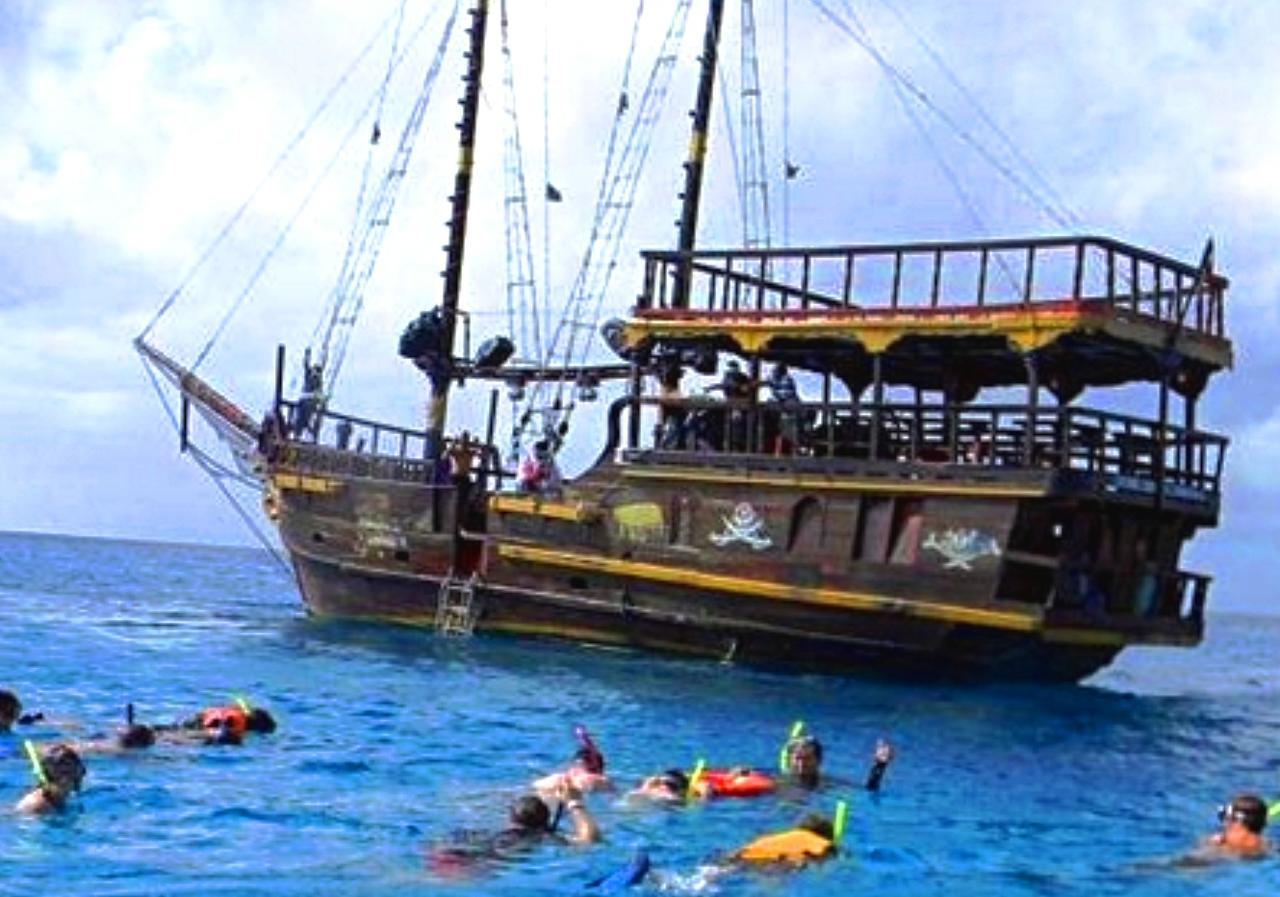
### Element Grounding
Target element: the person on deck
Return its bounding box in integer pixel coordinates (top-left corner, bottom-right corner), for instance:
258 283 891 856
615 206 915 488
766 363 801 455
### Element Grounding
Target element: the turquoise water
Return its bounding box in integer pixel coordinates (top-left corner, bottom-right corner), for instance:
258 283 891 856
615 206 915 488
1 530 1277 896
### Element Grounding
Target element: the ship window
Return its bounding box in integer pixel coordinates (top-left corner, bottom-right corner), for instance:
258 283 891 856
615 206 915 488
853 497 893 562
311 531 325 544
394 549 410 562
788 497 824 553
889 499 924 565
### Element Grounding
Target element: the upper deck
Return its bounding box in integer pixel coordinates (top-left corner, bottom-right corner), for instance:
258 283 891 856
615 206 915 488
624 236 1232 394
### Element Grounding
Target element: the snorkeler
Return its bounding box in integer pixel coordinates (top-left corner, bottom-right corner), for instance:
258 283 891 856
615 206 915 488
0 689 50 733
64 723 157 755
426 780 600 876
731 812 839 867
628 769 691 804
1189 794 1270 861
152 701 276 744
14 744 86 815
534 724 611 794
781 732 824 788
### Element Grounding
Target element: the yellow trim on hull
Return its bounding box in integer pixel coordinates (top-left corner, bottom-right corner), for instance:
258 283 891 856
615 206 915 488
496 543 1041 632
489 494 597 522
620 465 1047 498
272 472 343 494
622 306 1232 368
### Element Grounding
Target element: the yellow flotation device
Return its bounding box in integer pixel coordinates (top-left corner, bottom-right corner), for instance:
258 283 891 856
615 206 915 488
733 829 835 864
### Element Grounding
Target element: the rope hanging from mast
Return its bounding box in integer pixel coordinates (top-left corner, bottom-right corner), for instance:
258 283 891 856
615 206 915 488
136 4 411 344
812 0 1077 232
516 0 695 449
499 0 543 365
188 3 456 375
309 0 462 398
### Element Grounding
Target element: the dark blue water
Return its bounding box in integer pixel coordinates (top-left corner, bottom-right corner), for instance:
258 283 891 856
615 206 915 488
1 531 1276 896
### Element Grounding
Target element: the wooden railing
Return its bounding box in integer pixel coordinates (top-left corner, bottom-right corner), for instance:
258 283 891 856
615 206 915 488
274 401 501 486
638 397 1227 496
639 236 1227 339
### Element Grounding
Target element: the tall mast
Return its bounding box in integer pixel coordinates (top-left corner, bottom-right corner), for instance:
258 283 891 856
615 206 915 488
426 0 491 458
672 0 726 309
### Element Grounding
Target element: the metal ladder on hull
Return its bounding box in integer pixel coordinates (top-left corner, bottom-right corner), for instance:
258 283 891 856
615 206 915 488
435 572 479 636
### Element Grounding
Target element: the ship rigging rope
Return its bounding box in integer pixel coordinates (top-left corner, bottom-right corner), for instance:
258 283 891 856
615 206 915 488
874 0 1081 228
307 1 461 395
138 355 291 575
191 4 453 375
810 0 1076 232
136 3 409 343
317 0 410 369
715 64 747 243
839 2 1020 294
523 0 693 446
499 0 543 364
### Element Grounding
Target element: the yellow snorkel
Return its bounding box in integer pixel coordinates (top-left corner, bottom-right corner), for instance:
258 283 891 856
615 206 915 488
687 758 706 799
233 696 252 714
832 800 849 844
779 720 804 772
23 740 49 789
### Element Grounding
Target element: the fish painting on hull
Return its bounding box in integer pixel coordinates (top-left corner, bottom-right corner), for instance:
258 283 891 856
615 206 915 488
922 528 1001 571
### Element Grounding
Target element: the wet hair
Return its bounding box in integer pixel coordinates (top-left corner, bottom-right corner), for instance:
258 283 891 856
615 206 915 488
796 813 835 841
0 689 20 723
509 795 551 832
41 745 86 794
787 735 824 765
246 708 277 734
575 746 605 775
1225 794 1268 834
657 769 689 794
119 724 156 749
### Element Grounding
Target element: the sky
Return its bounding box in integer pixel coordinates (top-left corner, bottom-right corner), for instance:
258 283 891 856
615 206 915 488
2 0 1279 615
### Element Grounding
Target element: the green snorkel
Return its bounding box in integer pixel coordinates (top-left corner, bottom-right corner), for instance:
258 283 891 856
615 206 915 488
23 740 49 790
779 720 804 772
832 800 849 844
233 696 252 714
687 758 706 799
1269 800 1279 821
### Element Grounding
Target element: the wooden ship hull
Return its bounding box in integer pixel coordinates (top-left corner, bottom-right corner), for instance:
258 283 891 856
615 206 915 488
248 234 1231 684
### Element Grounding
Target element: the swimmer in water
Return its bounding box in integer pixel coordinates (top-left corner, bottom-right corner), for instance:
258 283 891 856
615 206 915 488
64 724 157 755
534 725 611 794
0 689 53 732
731 812 838 867
782 734 824 789
151 702 276 746
15 744 86 815
426 780 600 876
627 769 690 804
1183 794 1270 862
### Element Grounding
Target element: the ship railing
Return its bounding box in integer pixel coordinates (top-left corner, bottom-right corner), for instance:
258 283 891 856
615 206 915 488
1044 565 1209 631
637 397 1226 496
638 236 1227 339
273 400 503 487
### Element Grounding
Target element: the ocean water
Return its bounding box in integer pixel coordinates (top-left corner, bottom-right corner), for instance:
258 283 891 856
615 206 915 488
0 531 1277 896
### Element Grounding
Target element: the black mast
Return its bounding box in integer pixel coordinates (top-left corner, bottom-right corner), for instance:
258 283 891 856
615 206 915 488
672 0 726 309
426 0 491 459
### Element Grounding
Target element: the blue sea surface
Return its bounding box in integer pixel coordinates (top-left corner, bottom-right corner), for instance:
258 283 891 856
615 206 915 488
1 530 1277 896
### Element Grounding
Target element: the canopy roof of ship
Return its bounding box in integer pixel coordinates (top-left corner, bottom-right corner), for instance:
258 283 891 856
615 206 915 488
620 235 1231 400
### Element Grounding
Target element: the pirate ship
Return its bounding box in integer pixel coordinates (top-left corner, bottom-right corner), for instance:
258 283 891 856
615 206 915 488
137 0 1232 681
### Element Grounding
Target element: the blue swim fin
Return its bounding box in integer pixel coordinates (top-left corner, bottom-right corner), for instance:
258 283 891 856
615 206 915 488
584 849 651 893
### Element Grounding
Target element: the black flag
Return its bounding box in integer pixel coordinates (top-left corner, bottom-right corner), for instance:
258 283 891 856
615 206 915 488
546 183 563 202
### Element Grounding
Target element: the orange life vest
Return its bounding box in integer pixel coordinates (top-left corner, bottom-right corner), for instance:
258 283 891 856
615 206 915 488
199 706 248 735
734 829 835 864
